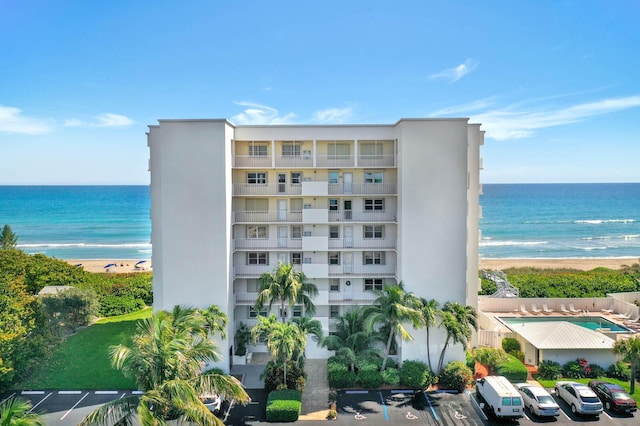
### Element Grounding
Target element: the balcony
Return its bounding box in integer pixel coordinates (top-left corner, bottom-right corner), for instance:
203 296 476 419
316 155 354 168
233 238 302 250
302 181 328 196
233 183 302 196
302 208 329 224
328 211 396 222
302 236 328 251
233 155 272 168
234 263 305 278
233 210 302 223
328 238 396 249
328 264 396 277
357 154 395 167
274 155 313 168
302 263 329 278
328 183 397 195
329 291 377 304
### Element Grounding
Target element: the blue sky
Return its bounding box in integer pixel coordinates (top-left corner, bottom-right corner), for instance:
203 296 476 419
1 0 639 184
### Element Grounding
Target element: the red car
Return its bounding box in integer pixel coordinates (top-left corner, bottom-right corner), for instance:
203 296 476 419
588 380 637 414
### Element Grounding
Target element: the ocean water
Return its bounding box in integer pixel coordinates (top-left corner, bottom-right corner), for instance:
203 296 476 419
480 183 640 259
0 183 639 260
0 186 151 259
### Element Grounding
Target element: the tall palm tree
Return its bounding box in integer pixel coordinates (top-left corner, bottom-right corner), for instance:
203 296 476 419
436 301 478 373
292 316 324 358
418 298 441 372
363 282 421 371
612 336 640 394
80 305 250 426
0 397 45 426
251 315 306 385
201 304 228 339
255 263 318 323
322 308 382 371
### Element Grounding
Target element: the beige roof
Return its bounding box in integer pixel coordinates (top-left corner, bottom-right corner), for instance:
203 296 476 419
38 285 74 296
511 321 615 349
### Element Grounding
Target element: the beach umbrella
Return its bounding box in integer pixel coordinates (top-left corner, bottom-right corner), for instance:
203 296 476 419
135 260 147 266
104 263 117 268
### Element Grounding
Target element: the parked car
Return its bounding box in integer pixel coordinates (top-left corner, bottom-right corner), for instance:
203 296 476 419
476 376 524 419
515 383 560 418
554 381 603 416
588 380 637 414
200 394 222 413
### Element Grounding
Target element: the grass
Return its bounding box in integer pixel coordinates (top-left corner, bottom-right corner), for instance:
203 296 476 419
16 307 152 390
536 377 640 404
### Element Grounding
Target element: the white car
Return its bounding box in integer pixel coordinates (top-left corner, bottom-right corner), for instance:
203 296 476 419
200 394 222 413
554 381 603 416
515 383 560 417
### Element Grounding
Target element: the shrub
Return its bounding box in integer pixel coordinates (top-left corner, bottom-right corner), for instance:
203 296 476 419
266 390 302 422
501 337 521 353
99 295 145 317
607 361 631 380
496 354 528 382
328 363 357 389
584 363 605 379
438 361 473 392
509 350 525 363
358 369 383 389
327 355 350 369
381 368 400 386
400 360 433 389
465 351 476 374
262 361 306 393
537 360 562 380
563 360 584 379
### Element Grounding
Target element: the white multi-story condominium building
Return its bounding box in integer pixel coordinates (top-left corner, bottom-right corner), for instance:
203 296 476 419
147 118 483 371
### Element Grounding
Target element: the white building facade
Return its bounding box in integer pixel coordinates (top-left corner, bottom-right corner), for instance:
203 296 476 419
147 118 484 371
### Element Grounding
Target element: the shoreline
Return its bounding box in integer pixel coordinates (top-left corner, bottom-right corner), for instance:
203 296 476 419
66 259 151 273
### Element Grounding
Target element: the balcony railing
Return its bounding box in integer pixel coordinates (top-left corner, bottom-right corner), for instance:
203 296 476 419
234 238 303 250
357 154 396 167
316 155 354 168
233 183 302 196
328 183 397 195
274 155 313 168
328 211 396 222
233 210 303 223
233 153 397 168
328 264 396 276
328 291 377 304
328 238 396 249
233 155 272 168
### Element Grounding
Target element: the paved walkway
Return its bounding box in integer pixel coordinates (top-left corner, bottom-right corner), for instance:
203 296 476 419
299 359 330 420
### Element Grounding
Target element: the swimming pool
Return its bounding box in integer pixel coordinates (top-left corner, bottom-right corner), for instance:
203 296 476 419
498 316 631 333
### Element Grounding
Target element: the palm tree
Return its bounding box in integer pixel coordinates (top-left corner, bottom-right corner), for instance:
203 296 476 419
436 302 478 373
363 282 421 371
80 305 250 426
0 397 44 426
418 298 441 372
255 263 318 323
612 336 640 394
292 316 324 357
201 304 228 339
251 315 306 385
322 308 382 371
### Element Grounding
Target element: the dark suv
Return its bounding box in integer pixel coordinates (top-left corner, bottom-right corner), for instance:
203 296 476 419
588 380 637 414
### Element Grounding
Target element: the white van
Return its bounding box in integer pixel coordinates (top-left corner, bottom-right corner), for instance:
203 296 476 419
476 376 524 419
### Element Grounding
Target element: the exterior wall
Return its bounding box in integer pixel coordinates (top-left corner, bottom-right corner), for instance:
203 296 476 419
148 118 483 371
540 349 616 369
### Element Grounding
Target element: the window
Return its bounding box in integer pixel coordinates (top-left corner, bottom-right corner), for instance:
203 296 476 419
361 142 383 159
363 225 383 239
329 171 339 184
291 252 302 265
363 251 384 265
249 306 268 318
248 252 268 265
247 172 267 184
249 144 268 156
328 252 340 265
291 226 302 239
329 199 339 211
364 171 383 184
282 143 301 156
291 172 301 184
327 143 350 159
290 198 303 211
329 279 340 292
364 199 384 211
247 225 267 239
279 307 288 318
246 199 268 211
364 278 383 291
292 305 302 317
330 305 340 318
329 226 340 239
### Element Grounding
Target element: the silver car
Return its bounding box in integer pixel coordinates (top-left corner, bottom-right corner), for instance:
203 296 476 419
554 381 603 416
515 383 560 417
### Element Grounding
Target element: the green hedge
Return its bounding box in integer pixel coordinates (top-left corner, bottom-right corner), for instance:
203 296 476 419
358 369 383 389
328 363 357 389
438 361 473 392
400 360 433 389
496 354 528 382
266 390 302 422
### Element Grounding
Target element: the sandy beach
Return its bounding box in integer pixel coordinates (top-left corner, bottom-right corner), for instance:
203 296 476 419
479 257 639 271
66 259 151 273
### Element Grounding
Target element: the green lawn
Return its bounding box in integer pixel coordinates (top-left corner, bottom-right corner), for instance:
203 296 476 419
536 377 640 404
17 307 152 390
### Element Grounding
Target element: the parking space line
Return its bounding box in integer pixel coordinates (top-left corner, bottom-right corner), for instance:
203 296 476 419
28 392 52 412
132 390 144 395
423 392 439 421
1 392 16 404
59 390 82 395
95 391 119 394
21 391 45 395
602 410 612 420
377 392 389 421
465 390 487 421
223 400 235 423
60 392 90 420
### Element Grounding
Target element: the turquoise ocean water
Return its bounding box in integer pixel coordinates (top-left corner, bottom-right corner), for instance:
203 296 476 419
0 183 638 260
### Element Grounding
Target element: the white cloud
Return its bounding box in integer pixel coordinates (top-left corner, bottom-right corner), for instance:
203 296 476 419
429 59 478 83
64 113 134 128
312 107 353 124
0 105 54 135
231 102 296 125
430 97 498 116
473 95 640 140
